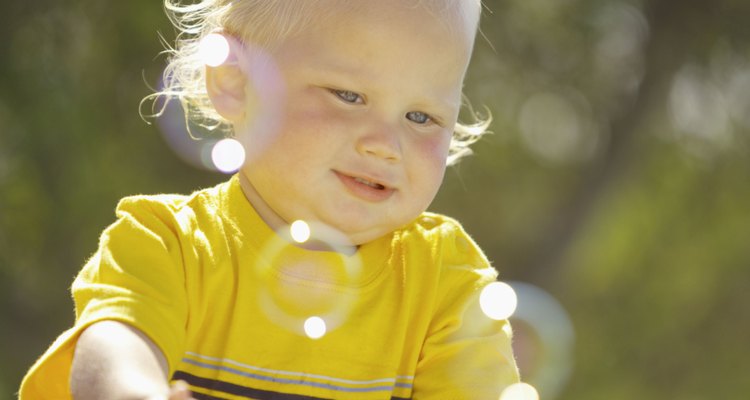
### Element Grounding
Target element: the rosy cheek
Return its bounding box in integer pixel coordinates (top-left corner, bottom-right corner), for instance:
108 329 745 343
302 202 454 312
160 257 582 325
408 134 450 204
417 132 452 168
281 102 332 140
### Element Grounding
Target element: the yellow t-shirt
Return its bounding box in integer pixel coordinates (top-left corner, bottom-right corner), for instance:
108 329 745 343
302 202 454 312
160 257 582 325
20 175 519 399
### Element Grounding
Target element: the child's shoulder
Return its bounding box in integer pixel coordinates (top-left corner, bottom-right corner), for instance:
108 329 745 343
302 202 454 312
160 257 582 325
116 180 224 211
408 212 463 234
110 180 228 231
402 212 475 250
401 212 496 279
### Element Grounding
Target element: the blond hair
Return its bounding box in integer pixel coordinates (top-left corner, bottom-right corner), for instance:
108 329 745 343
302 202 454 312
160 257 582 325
146 0 490 165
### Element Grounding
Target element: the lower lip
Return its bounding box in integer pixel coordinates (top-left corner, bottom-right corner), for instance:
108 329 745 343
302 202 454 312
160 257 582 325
334 171 395 202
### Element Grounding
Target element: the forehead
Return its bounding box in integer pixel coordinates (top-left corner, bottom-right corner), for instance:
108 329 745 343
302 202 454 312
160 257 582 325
315 0 480 44
275 1 478 81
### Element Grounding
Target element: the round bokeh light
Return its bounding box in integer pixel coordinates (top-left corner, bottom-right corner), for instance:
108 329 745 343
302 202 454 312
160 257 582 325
199 33 231 67
304 316 327 340
290 220 311 243
211 138 245 173
499 382 539 400
480 281 518 320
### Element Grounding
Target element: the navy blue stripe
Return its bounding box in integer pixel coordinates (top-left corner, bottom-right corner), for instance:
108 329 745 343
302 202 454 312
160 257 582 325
173 370 411 400
174 370 330 400
191 391 228 400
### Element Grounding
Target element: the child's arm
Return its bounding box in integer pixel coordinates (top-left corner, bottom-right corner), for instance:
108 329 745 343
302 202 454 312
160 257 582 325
410 220 520 398
70 320 194 400
412 274 519 398
19 196 192 398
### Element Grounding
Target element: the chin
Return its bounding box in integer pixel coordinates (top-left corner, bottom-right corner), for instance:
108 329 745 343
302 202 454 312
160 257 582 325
315 207 422 245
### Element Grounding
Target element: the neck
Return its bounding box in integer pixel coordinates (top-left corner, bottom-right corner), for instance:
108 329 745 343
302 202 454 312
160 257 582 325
238 172 286 232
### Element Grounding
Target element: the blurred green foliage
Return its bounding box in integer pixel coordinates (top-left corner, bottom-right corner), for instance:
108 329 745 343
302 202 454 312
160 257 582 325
1 0 749 398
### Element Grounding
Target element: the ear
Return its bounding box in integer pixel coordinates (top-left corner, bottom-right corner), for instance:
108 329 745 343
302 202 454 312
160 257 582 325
206 63 248 122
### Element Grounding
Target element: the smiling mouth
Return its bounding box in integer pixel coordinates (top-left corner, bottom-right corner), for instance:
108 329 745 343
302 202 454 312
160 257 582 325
334 171 395 202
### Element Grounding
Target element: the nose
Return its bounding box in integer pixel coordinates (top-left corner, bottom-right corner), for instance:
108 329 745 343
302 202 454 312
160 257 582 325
355 122 402 162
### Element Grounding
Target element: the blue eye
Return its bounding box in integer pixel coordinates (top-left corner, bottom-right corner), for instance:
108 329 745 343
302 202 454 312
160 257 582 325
331 89 363 104
406 111 433 124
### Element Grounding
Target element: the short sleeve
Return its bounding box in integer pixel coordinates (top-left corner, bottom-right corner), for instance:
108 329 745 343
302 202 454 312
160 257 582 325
411 221 520 399
19 197 189 399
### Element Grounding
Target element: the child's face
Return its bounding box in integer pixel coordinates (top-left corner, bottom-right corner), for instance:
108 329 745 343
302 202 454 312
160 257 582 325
238 1 476 246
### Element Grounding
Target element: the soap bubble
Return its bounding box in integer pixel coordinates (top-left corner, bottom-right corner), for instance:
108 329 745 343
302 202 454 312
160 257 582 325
255 221 363 338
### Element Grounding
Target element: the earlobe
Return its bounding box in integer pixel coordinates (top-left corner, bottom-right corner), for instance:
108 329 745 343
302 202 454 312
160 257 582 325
206 63 248 122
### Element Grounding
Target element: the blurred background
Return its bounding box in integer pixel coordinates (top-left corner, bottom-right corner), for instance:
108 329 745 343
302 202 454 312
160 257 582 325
1 0 749 398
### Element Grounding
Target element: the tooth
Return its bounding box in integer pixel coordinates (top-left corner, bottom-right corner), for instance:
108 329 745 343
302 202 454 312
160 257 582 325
355 177 380 189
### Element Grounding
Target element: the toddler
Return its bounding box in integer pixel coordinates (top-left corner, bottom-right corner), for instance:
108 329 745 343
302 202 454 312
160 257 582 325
20 0 520 399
